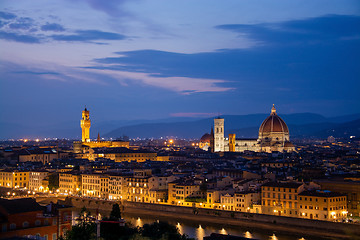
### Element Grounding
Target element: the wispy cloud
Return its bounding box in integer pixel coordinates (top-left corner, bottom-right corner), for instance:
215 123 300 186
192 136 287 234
0 11 17 20
41 23 65 32
0 10 128 44
80 0 133 17
216 14 360 45
51 30 127 42
0 31 41 43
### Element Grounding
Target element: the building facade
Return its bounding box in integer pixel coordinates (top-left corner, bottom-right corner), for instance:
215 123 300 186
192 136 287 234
208 105 295 153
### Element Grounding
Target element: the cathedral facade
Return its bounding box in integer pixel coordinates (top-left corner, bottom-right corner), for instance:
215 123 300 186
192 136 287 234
201 105 295 153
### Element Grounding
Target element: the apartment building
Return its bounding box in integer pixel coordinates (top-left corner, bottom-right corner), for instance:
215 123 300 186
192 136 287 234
261 182 305 217
298 190 347 221
0 170 29 188
59 172 81 194
29 170 48 191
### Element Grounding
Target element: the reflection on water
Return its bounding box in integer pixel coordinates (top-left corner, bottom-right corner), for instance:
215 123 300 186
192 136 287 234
219 228 227 235
245 231 252 239
177 223 183 235
196 225 205 240
269 234 278 240
73 209 320 240
135 217 143 227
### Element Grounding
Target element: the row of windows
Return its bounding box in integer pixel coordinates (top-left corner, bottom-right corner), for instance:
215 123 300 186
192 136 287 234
263 187 295 192
263 193 297 200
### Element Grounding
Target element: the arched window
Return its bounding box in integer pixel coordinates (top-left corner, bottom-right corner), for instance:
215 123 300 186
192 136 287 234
22 221 29 228
35 220 41 226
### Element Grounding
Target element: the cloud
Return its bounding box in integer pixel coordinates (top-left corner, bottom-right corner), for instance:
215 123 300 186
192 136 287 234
0 11 17 20
81 0 132 17
216 14 360 45
83 68 234 94
41 23 65 32
89 14 359 101
0 31 41 43
8 17 34 30
51 30 127 42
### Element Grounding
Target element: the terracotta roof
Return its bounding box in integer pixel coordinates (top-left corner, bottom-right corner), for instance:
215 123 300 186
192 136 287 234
259 114 289 134
262 181 303 189
299 190 346 198
0 198 44 215
200 133 211 143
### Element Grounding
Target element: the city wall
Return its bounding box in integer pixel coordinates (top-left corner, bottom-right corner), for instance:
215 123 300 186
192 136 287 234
62 197 359 239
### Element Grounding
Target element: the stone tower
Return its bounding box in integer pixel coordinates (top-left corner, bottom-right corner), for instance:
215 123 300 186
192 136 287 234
81 107 91 142
214 117 224 152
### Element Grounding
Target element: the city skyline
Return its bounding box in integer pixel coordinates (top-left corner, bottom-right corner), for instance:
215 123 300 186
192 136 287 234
1 0 359 132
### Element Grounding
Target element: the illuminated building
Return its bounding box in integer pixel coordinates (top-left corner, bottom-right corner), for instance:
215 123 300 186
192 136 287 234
29 170 48 191
82 147 157 162
81 173 102 198
108 175 125 200
234 191 260 212
125 176 150 202
73 107 129 154
168 179 205 205
209 105 295 153
59 172 82 195
298 190 347 221
261 182 305 217
0 170 29 189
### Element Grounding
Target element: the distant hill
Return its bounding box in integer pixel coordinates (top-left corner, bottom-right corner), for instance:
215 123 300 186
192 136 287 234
104 113 360 139
1 113 359 140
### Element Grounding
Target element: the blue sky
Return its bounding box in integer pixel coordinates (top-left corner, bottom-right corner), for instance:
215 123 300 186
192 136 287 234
0 0 359 130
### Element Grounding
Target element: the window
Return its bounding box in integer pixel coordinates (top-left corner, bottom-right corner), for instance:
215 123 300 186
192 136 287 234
35 220 41 226
22 221 29 228
10 223 16 230
52 233 57 240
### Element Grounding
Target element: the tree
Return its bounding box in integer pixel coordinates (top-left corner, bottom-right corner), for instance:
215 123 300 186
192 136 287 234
63 207 96 240
48 173 59 191
110 203 121 220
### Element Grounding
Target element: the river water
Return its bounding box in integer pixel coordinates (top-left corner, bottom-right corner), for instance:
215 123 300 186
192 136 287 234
73 209 331 240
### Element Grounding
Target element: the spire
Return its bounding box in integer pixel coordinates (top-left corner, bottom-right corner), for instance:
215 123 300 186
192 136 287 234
84 105 88 112
271 104 277 115
97 132 100 142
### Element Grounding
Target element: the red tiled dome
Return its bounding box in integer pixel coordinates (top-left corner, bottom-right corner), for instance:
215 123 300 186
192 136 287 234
259 105 289 134
200 133 211 143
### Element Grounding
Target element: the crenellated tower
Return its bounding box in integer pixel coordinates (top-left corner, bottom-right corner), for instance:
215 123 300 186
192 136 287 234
80 107 91 142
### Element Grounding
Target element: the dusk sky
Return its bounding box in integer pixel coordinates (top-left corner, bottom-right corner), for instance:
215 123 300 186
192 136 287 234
1 0 359 131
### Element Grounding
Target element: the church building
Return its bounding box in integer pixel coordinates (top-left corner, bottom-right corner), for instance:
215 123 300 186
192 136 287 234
201 105 295 153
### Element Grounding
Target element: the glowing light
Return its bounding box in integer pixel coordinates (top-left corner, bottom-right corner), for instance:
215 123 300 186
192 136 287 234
302 212 305 216
220 228 227 235
12 193 15 196
35 139 39 142
245 231 252 238
7 192 10 195
270 233 278 240
196 225 205 240
331 212 336 215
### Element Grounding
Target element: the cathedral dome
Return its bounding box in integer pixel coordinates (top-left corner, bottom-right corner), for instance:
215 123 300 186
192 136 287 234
200 133 211 143
259 105 289 136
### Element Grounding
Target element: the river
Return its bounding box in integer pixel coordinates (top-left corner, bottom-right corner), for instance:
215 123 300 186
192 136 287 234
72 209 331 240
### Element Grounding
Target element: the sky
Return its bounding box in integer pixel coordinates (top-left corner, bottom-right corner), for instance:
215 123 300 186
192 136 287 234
0 0 359 132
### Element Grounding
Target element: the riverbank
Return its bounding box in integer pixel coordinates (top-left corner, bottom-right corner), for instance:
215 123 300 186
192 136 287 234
62 197 360 240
